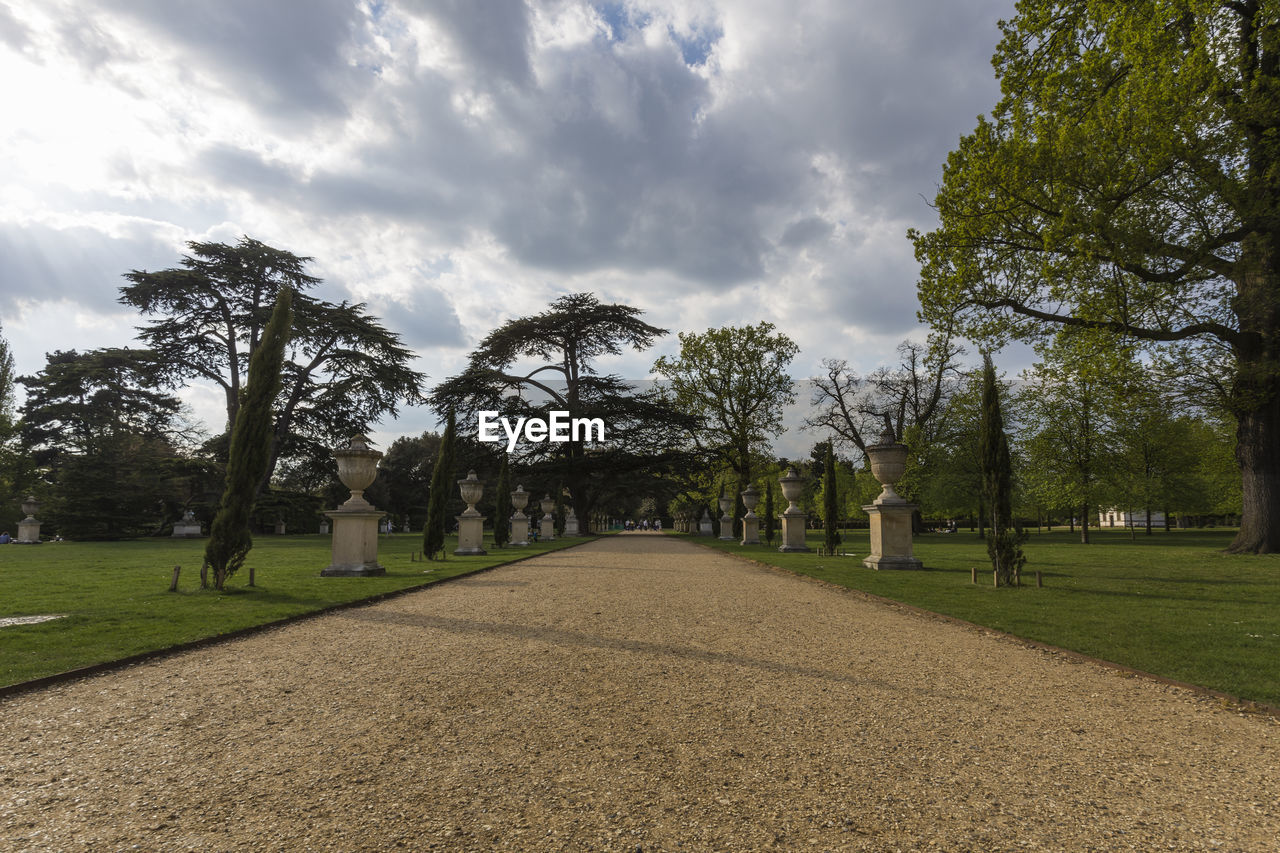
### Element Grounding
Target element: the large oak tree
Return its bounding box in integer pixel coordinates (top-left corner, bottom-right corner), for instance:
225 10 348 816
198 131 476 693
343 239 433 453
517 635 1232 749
912 0 1280 552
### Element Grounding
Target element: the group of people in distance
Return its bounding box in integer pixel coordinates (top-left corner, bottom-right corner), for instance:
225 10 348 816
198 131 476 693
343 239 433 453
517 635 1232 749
623 519 661 531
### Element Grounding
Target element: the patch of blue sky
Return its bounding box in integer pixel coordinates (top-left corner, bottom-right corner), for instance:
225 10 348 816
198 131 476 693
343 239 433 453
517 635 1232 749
670 23 721 66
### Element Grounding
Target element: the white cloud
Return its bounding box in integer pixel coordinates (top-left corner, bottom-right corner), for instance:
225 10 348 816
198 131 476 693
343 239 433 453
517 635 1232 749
0 0 1020 450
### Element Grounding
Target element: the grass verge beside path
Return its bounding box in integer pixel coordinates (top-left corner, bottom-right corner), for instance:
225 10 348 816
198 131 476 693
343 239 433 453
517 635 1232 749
0 533 592 689
685 528 1280 709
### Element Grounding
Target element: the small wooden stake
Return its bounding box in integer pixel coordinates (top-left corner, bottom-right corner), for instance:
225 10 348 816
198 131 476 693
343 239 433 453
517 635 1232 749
249 566 255 587
169 565 181 592
1036 571 1043 588
971 566 977 584
993 569 998 588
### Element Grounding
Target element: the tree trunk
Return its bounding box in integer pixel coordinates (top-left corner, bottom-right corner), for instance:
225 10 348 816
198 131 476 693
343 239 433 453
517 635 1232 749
1228 395 1280 553
1145 504 1153 536
1080 500 1090 544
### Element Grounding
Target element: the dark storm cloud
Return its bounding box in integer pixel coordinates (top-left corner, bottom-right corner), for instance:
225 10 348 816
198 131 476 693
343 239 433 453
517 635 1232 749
99 0 372 121
404 0 535 87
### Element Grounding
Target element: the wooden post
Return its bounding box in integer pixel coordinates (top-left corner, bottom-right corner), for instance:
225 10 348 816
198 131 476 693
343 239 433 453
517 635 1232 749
169 565 181 592
993 569 998 588
971 566 977 584
1036 571 1043 588
249 566 255 587
199 559 208 589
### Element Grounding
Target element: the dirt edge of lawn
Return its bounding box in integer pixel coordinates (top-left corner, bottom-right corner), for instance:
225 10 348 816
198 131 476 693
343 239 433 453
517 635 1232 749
0 536 603 701
682 535 1280 720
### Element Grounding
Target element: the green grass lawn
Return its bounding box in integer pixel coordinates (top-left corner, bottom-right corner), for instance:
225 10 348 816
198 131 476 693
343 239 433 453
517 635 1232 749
688 527 1280 708
0 533 591 689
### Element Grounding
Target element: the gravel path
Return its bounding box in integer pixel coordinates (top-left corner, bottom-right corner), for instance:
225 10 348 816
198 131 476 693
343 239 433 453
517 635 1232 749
2 533 1277 851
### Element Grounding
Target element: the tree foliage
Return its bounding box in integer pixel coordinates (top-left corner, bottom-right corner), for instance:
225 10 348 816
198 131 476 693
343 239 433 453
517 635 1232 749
912 0 1280 552
205 287 293 589
119 236 425 482
422 411 456 561
822 442 842 552
493 452 510 548
652 322 798 485
431 293 697 531
980 354 1025 585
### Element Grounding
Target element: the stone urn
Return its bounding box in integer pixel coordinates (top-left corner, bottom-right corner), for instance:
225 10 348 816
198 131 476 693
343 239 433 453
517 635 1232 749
777 468 810 552
322 435 387 576
17 495 41 544
335 434 382 510
718 494 735 541
454 470 487 556
740 483 761 546
866 428 909 504
509 485 530 546
862 427 922 570
539 494 556 541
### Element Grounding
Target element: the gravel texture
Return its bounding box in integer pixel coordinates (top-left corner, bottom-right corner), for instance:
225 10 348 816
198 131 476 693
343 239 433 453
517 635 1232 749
1 533 1277 851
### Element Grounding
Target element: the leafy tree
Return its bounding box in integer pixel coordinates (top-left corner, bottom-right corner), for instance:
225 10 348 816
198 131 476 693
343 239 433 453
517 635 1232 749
119 236 425 484
912 0 1280 552
377 431 442 529
422 411 457 561
17 349 199 539
652 322 798 486
1016 334 1113 544
432 293 696 531
205 287 293 589
980 353 1025 585
763 480 776 545
0 323 22 515
822 442 842 552
493 453 510 547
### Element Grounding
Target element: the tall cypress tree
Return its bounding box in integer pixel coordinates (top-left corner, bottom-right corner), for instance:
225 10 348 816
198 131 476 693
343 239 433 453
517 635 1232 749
980 353 1025 586
422 410 456 560
204 287 293 590
823 443 841 553
763 480 776 545
493 453 510 548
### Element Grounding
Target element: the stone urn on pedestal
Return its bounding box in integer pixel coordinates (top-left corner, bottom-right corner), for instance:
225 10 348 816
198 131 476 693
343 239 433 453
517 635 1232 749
778 468 811 552
862 428 923 570
698 508 714 536
321 435 387 576
172 509 202 538
564 503 580 536
17 496 41 544
509 485 530 546
718 493 735 541
740 484 761 545
454 470 488 556
539 495 556 541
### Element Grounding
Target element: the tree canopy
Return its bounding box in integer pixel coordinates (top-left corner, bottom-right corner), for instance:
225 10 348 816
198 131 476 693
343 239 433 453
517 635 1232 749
652 322 798 485
119 236 426 481
911 0 1280 552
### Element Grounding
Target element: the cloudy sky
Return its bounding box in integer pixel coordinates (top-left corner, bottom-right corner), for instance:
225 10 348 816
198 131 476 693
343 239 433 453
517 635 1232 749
0 0 1016 453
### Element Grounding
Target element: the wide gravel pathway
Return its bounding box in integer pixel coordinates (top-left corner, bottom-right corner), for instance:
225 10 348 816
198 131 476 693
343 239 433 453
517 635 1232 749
2 533 1278 851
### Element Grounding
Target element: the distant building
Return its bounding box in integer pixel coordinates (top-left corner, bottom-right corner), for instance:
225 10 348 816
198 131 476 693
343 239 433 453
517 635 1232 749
1098 508 1166 528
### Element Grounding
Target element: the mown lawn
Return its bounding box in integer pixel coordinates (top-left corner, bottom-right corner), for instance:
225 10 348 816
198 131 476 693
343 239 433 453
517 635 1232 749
0 533 592 688
687 527 1280 708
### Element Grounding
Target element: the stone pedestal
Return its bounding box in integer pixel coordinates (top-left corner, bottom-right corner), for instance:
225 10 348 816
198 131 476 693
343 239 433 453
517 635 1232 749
172 512 203 538
698 511 713 536
322 509 386 576
16 496 41 544
319 521 331 534
862 502 922 570
862 429 923 570
321 435 387 577
454 470 488 556
740 484 761 545
718 496 735 541
510 486 530 546
777 469 811 552
455 513 487 556
564 507 580 536
539 495 556 542
274 520 287 535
